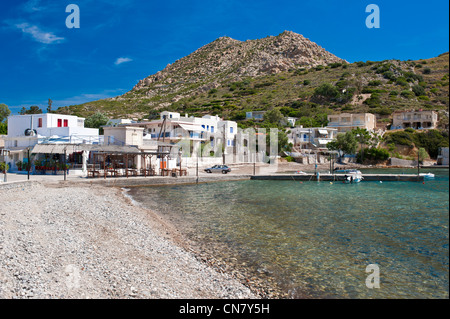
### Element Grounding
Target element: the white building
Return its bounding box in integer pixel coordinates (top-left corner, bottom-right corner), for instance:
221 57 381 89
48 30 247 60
113 112 239 167
105 119 137 127
4 113 99 170
132 111 237 151
287 127 338 151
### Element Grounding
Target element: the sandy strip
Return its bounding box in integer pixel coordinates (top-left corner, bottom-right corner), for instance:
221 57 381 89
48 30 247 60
0 181 256 299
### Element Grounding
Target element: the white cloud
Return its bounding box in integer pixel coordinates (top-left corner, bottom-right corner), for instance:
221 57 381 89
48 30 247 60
114 57 133 65
15 23 64 44
22 0 43 12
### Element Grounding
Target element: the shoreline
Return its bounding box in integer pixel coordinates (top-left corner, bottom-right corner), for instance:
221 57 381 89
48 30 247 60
123 185 290 298
0 181 257 299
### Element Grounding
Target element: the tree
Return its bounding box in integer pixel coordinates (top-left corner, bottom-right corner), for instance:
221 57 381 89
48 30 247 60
412 85 426 97
314 83 339 99
19 106 43 115
418 148 429 164
85 112 109 134
327 131 358 160
0 122 7 135
263 109 284 125
0 103 11 123
47 99 53 113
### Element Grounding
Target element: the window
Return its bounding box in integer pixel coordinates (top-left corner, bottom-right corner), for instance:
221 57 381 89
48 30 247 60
230 127 234 134
57 119 62 127
211 126 214 133
38 118 43 128
64 119 68 127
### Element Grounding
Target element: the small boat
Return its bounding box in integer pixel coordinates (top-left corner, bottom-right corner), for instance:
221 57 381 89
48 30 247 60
420 173 435 180
295 171 308 175
335 169 364 183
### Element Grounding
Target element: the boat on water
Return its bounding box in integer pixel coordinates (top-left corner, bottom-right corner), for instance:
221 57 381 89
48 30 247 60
294 171 308 175
334 169 364 183
420 173 435 180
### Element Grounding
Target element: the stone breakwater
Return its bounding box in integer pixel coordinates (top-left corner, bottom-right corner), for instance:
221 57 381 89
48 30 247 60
0 181 256 299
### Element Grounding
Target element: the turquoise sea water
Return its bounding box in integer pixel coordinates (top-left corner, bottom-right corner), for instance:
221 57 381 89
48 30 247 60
128 169 449 299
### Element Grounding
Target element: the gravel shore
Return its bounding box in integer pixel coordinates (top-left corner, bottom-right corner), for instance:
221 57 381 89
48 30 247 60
0 181 256 299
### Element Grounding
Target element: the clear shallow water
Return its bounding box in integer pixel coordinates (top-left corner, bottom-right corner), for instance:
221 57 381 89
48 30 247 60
129 169 449 299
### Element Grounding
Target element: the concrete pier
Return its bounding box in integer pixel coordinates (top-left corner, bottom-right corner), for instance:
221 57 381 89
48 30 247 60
251 174 424 182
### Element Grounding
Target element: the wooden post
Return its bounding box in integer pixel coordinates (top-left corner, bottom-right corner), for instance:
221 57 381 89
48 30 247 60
196 152 199 184
143 153 146 177
64 148 67 181
27 148 30 180
103 154 106 179
126 154 129 178
417 150 420 181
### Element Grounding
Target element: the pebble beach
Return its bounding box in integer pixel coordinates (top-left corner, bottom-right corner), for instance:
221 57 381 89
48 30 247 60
0 181 256 299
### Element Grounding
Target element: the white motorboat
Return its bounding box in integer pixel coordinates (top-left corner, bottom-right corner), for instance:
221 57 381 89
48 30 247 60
335 169 364 183
420 173 435 180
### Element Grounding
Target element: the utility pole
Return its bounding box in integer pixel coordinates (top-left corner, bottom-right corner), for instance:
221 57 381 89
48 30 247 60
417 150 420 181
196 151 199 184
222 126 226 165
64 148 67 181
27 148 30 180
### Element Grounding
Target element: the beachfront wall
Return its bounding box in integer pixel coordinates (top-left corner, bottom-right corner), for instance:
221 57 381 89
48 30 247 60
437 147 449 165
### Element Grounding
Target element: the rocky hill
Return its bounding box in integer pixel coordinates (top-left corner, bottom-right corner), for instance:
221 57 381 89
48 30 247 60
56 32 449 128
133 31 345 90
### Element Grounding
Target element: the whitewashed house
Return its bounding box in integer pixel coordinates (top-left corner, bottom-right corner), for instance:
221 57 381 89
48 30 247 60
114 112 239 167
287 127 338 151
4 113 99 171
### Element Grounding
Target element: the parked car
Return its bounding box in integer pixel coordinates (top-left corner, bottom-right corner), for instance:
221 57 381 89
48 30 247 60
204 165 231 174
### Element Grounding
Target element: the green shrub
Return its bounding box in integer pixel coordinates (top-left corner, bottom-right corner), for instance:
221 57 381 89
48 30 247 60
329 62 342 68
368 80 382 86
285 156 295 162
401 90 415 99
396 77 409 87
422 68 432 74
389 90 399 96
384 131 415 146
358 147 390 162
364 93 382 108
314 83 339 98
412 85 426 96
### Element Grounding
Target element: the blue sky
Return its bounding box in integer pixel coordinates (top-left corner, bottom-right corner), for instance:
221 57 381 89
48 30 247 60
1 0 448 114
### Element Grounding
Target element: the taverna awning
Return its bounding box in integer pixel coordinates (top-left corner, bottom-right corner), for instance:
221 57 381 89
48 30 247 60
31 143 141 154
178 123 204 132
